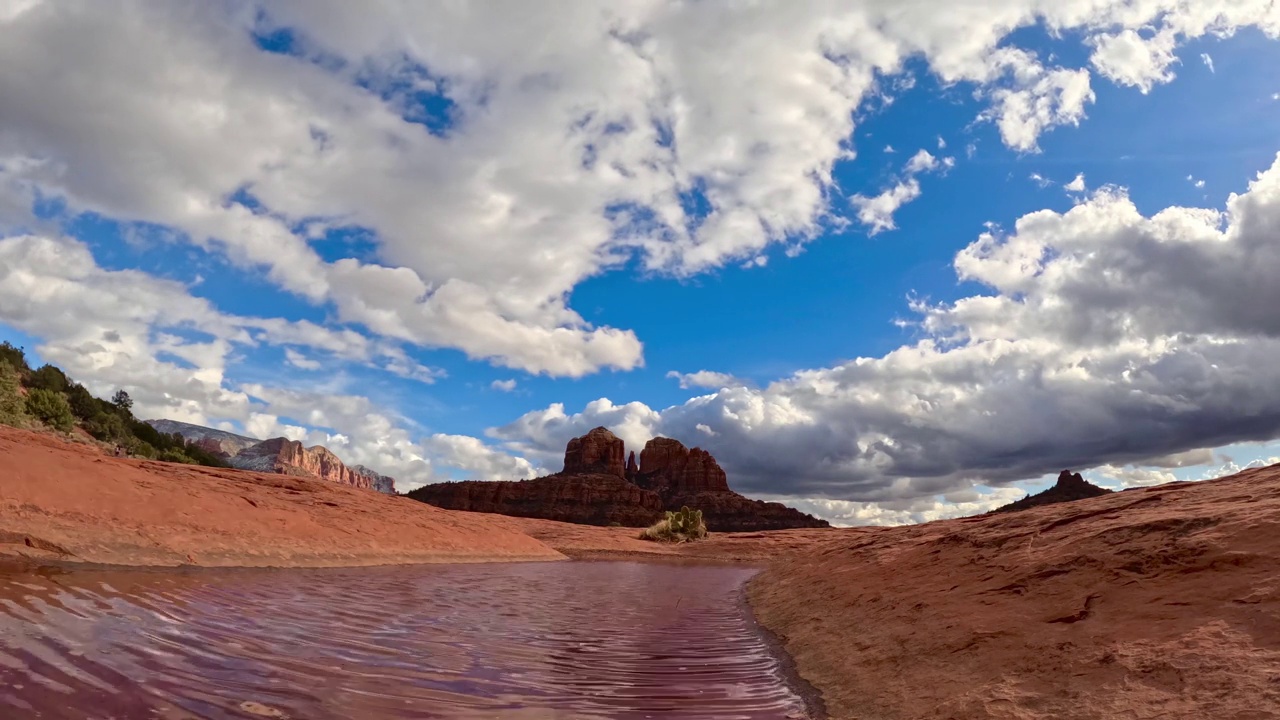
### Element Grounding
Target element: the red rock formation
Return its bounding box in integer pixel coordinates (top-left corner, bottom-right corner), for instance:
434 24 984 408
563 426 626 479
231 438 374 491
407 473 664 527
635 437 730 493
993 469 1112 513
409 428 829 531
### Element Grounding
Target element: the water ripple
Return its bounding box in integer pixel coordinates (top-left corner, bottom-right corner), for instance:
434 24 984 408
0 562 807 719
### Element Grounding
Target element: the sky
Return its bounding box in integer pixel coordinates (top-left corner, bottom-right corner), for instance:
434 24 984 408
2 1 1280 526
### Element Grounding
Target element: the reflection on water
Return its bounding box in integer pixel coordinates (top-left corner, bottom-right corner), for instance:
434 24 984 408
0 561 807 719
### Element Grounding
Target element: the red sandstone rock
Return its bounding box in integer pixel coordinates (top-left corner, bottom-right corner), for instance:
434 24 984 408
993 469 1113 513
563 426 626 479
411 428 828 531
407 473 664 526
636 437 730 493
231 438 374 491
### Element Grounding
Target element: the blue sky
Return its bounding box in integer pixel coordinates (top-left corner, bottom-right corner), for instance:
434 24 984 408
2 2 1280 525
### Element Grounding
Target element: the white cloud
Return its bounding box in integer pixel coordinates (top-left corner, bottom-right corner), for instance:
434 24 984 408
1200 52 1215 73
498 154 1280 507
284 349 321 371
1029 172 1052 188
884 145 896 154
491 378 517 392
937 136 947 150
0 1 1272 379
1064 173 1087 193
666 370 748 390
851 149 955 234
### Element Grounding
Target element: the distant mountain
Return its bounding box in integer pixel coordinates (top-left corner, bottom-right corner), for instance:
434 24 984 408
992 470 1112 513
147 419 260 457
352 464 397 495
145 419 397 494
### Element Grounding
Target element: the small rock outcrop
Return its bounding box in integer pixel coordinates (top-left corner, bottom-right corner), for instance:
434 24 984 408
563 426 626 479
409 427 829 531
992 470 1113 513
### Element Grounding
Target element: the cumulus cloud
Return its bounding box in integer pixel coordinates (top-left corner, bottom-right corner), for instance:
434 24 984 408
0 233 524 490
666 370 748 390
1200 53 1215 73
1 1 1274 378
1064 173 1087 193
498 154 1280 505
491 378 517 392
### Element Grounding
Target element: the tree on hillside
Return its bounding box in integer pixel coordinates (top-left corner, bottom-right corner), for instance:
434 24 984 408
0 360 27 426
65 383 98 421
25 388 75 433
27 364 69 393
0 342 27 373
111 389 133 413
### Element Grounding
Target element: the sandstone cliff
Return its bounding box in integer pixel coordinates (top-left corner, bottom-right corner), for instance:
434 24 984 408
231 438 373 490
146 419 397 494
409 427 828 531
406 472 664 526
563 426 626 478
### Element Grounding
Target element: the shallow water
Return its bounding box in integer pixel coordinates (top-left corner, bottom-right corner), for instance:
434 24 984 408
0 561 807 719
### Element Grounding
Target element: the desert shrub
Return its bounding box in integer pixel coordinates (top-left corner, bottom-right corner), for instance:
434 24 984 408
158 448 194 464
26 364 69 393
126 439 157 459
0 360 27 426
0 342 27 373
85 410 127 441
65 383 98 420
640 506 708 543
25 388 75 432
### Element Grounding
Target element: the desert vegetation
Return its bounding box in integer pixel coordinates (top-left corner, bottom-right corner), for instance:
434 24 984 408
640 506 709 543
0 342 229 468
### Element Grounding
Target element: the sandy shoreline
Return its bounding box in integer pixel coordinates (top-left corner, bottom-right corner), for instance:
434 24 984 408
5 426 1280 718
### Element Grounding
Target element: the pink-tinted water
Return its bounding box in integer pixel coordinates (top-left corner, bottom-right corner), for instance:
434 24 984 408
0 562 808 719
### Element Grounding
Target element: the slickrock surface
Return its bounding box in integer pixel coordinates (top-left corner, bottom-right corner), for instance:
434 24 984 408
508 515 836 564
748 467 1280 720
0 427 563 567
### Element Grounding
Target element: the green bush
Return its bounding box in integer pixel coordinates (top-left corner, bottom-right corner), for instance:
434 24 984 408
26 364 69 393
25 388 75 433
85 411 127 442
0 342 27 373
158 448 194 464
65 383 98 421
640 506 709 543
0 360 28 426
